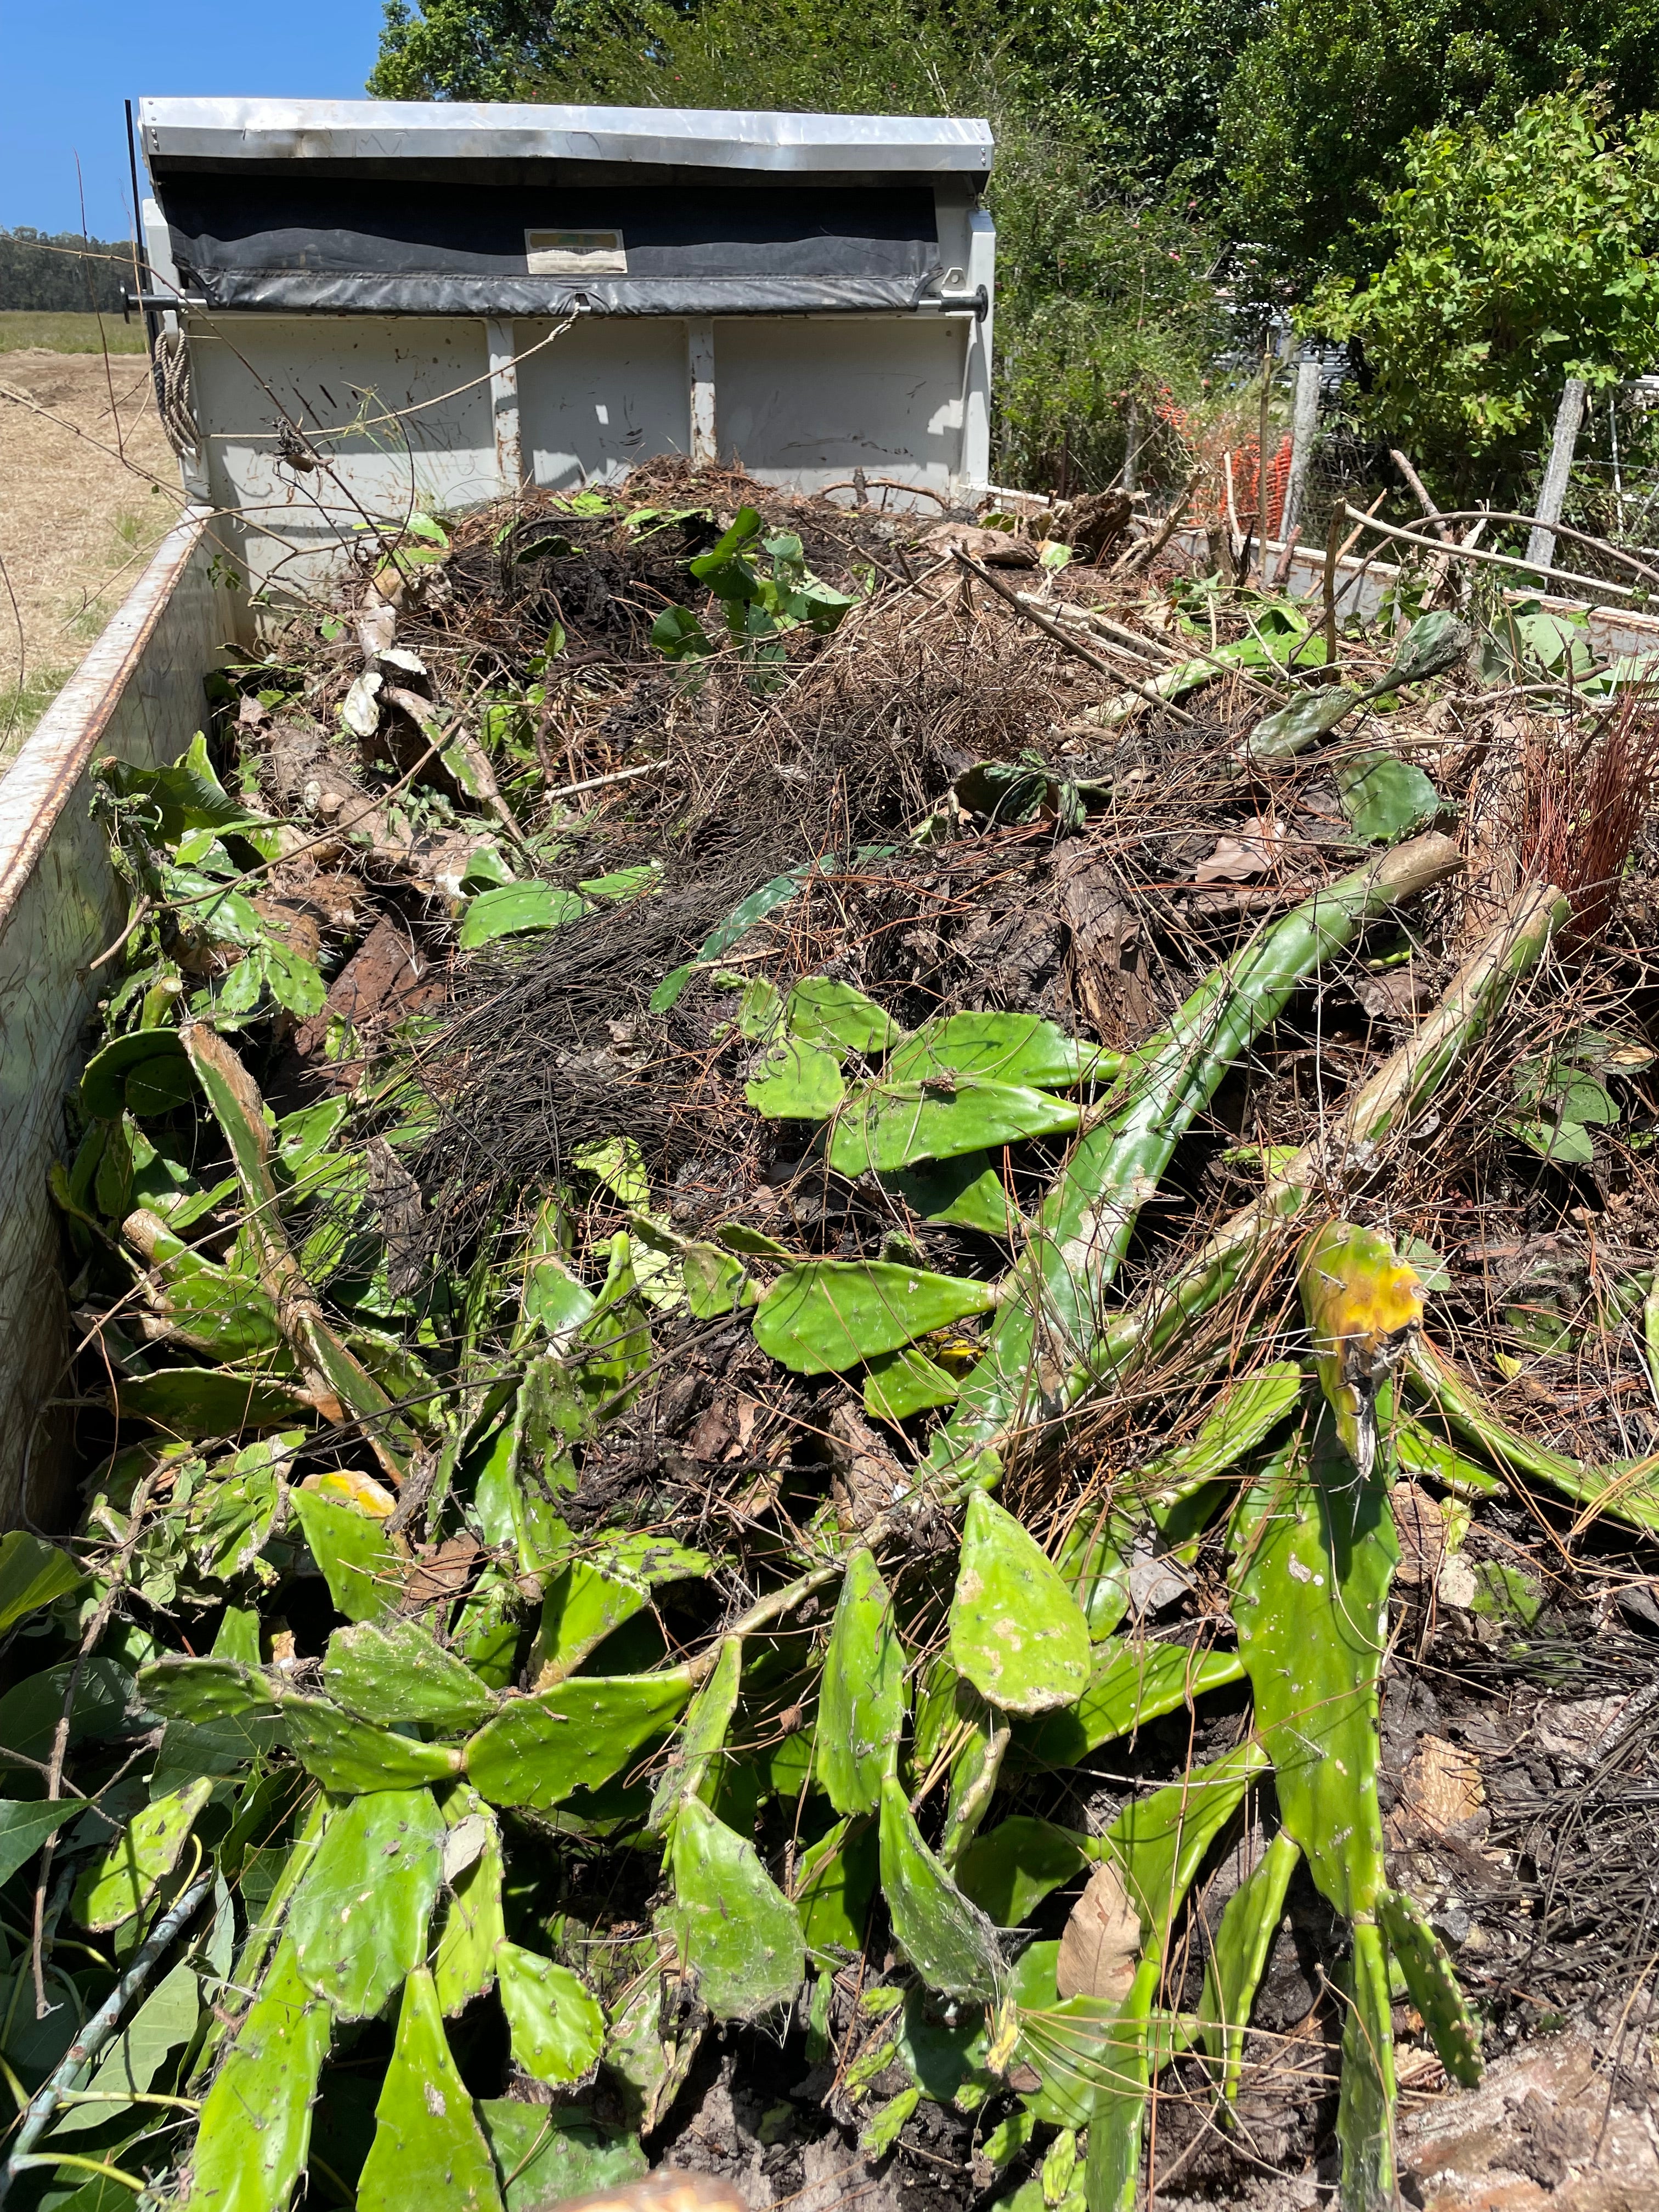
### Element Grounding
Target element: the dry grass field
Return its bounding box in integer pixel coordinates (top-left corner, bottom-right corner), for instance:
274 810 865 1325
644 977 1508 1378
0 336 178 761
0 309 146 354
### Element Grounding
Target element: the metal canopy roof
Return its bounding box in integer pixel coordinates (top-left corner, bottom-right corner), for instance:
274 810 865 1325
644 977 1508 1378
138 98 995 178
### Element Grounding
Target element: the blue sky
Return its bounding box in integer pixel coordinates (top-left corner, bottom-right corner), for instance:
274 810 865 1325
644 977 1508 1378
2 0 385 238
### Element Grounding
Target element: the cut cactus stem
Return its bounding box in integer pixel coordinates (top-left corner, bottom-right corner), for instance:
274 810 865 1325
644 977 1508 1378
1376 1887 1483 2088
930 832 1466 1472
1402 1335 1659 1536
1064 878 1568 1421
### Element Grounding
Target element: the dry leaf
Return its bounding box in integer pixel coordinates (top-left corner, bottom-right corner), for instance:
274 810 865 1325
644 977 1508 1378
1389 1734 1487 1846
826 1405 909 1531
1193 814 1282 885
1056 1858 1140 2002
1391 1483 1448 1589
1356 966 1434 1022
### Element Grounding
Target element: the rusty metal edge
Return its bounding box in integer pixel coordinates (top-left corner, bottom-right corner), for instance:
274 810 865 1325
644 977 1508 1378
0 507 210 932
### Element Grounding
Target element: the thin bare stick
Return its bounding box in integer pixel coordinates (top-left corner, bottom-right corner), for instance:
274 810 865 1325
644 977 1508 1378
955 552 1198 727
31 1462 165 2018
546 760 658 804
1341 504 1644 602
1389 451 1448 539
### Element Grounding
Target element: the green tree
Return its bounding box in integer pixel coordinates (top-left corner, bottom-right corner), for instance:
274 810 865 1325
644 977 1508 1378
1304 89 1659 485
0 229 131 314
1219 0 1659 289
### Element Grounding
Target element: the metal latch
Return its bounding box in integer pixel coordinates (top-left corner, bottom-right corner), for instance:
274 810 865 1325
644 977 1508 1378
917 284 989 320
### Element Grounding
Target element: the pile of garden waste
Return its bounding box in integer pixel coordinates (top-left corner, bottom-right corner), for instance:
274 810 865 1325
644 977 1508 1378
15 461 1659 2212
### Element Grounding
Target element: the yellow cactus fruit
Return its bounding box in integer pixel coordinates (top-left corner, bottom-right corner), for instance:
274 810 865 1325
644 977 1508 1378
299 1468 398 1520
1298 1221 1425 1480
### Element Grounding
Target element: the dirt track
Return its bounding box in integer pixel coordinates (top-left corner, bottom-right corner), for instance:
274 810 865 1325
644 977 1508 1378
0 348 178 749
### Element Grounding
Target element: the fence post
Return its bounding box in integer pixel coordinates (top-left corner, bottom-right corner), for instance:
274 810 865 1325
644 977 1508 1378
1281 353 1323 547
1526 377 1587 576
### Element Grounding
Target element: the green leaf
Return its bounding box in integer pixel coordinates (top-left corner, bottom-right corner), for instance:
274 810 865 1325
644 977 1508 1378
323 1620 498 1732
1053 1506 1134 1639
276 1694 465 1793
1367 610 1470 694
0 1657 131 1767
466 1669 693 1809
690 506 764 582
683 1242 753 1318
648 1635 741 1833
886 1014 1110 1089
73 1778 213 1931
80 1030 194 1120
1013 1643 1246 1769
495 1942 606 2083
572 1140 651 1211
861 2085 920 2156
1338 1922 1397 2212
1232 1427 1394 1927
435 1790 506 2016
537 1537 710 1685
459 884 590 949
262 941 327 1018
955 1815 1091 1926
753 1260 995 1374
139 1656 277 1728
522 1252 596 1340
179 1935 331 2212
111 732 246 841
650 605 715 660
816 1549 907 1815
0 1798 84 1886
0 1531 84 1634
1542 1073 1617 1124
666 1793 804 2019
787 978 901 1052
1244 685 1359 760
745 1037 846 1119
714 1223 796 1259
50 1960 199 2137
878 1773 1003 2001
1334 752 1443 843
477 2103 644 2212
1197 1829 1301 2103
1508 1114 1595 1165
950 1491 1090 1715
287 1788 445 2019
864 1344 961 1421
291 1489 402 1625
828 1077 1081 1176
358 1967 504 2212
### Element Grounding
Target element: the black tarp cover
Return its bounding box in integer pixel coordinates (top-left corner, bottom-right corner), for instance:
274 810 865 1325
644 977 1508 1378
159 174 944 314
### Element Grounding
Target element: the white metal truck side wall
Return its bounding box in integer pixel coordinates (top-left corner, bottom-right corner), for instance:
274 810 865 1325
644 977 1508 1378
183 299 991 599
516 317 693 485
713 317 968 495
188 318 503 602
0 515 234 1525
